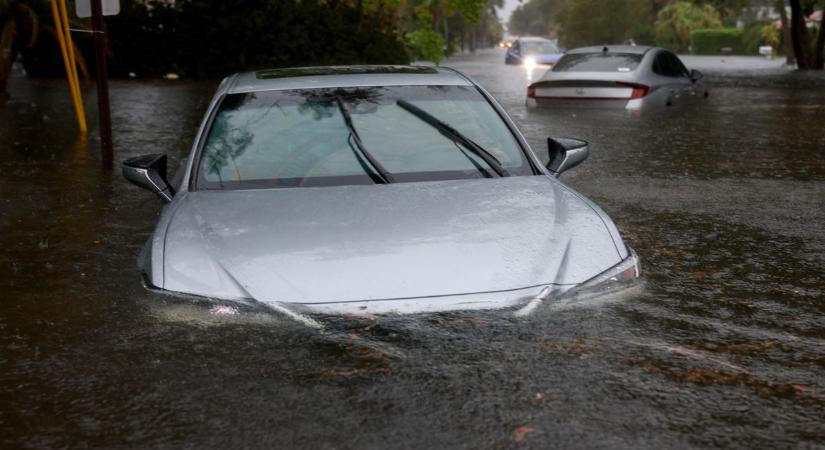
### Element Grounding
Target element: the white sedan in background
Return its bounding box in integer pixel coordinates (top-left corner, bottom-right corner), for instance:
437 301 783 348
527 45 708 110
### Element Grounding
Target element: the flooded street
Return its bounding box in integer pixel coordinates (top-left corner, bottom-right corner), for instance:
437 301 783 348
2 49 824 448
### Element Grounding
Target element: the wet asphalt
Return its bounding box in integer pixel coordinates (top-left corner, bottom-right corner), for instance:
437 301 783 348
1 48 824 449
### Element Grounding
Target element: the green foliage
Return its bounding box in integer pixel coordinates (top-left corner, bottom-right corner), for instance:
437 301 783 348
19 0 410 78
405 28 444 64
508 0 563 37
740 21 768 54
761 23 780 48
705 0 749 26
654 1 722 53
557 0 652 48
690 28 744 54
362 0 406 10
450 0 488 25
13 0 507 79
400 0 502 56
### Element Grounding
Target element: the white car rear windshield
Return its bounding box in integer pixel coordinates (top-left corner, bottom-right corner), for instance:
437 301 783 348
552 53 643 72
520 41 559 54
195 85 532 189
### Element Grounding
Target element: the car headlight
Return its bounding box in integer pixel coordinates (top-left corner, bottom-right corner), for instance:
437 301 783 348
513 249 640 317
577 248 641 293
523 56 537 70
512 249 640 317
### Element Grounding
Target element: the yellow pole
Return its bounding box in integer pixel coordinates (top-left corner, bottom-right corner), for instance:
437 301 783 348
59 0 87 132
49 0 87 132
59 0 83 104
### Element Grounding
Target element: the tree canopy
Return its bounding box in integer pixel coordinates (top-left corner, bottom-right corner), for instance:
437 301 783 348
506 0 824 69
654 1 722 53
0 0 503 86
509 0 563 37
556 0 652 47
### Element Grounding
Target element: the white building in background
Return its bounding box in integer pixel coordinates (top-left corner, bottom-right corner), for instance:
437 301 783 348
736 1 822 28
736 4 786 28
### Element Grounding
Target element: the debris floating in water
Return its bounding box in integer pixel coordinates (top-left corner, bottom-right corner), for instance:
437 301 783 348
511 425 536 442
209 305 240 316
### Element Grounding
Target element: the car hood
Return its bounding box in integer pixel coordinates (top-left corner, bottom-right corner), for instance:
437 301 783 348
160 176 624 307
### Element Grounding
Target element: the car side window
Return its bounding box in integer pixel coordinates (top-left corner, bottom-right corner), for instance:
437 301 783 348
653 52 686 78
667 53 689 78
652 53 669 76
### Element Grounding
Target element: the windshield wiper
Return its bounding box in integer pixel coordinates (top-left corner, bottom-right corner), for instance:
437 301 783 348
335 97 393 184
396 100 508 177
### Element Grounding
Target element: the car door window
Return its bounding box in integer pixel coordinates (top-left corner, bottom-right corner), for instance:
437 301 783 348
652 53 670 76
654 52 689 78
665 53 689 78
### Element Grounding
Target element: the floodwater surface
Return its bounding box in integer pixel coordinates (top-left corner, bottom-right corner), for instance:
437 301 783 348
1 49 824 448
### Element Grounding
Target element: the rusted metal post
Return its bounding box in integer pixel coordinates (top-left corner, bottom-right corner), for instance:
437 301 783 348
91 0 113 165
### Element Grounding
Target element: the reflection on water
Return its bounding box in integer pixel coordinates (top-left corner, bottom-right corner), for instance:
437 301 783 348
1 51 825 448
523 62 542 83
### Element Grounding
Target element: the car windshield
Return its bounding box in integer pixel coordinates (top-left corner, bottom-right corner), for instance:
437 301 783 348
552 53 643 72
520 41 558 54
195 85 532 189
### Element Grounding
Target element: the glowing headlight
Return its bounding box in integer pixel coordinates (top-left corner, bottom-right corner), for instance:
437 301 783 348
578 248 641 292
523 56 537 70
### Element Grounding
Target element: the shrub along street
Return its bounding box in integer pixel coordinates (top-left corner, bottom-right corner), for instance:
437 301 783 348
508 0 825 68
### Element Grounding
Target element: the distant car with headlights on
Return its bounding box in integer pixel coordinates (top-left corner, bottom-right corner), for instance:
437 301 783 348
122 65 640 317
505 37 564 66
526 45 707 110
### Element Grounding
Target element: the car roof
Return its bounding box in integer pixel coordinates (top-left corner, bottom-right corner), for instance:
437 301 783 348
564 45 657 55
224 65 474 94
516 37 553 42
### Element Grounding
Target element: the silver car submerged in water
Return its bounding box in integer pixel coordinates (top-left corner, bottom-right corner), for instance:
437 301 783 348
123 66 639 316
527 45 707 110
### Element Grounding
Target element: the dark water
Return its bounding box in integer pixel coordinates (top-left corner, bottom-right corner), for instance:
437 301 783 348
2 50 824 448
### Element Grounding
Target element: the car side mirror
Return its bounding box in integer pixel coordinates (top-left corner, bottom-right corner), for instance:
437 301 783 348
690 69 703 82
122 153 174 203
546 137 590 176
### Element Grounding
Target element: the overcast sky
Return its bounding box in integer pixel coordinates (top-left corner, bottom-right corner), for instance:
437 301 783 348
496 0 522 30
